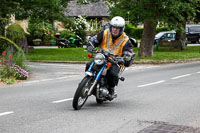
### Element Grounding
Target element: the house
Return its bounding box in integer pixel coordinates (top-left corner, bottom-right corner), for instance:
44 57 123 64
65 0 110 25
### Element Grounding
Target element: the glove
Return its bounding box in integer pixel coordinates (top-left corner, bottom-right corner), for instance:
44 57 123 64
117 58 125 64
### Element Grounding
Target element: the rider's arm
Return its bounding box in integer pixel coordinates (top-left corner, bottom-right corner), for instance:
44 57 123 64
122 39 135 67
122 39 134 57
90 31 104 47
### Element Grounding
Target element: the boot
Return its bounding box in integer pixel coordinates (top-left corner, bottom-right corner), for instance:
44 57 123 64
106 87 117 101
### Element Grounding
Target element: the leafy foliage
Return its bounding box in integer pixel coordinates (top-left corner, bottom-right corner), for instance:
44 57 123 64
0 0 70 36
16 0 70 22
0 50 29 84
6 24 26 48
65 16 89 41
0 1 22 36
59 30 75 39
27 16 55 44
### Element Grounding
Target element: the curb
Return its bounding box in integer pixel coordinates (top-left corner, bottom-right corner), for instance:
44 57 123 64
28 60 88 64
28 59 200 65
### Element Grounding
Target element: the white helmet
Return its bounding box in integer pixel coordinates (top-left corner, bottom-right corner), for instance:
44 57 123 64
110 16 125 35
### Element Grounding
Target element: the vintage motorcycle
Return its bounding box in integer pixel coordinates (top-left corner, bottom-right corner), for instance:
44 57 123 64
72 42 130 110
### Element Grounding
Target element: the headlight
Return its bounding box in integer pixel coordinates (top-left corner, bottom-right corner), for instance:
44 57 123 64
94 53 105 65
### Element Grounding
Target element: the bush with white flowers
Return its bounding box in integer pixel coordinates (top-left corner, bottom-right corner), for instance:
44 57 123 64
65 16 89 41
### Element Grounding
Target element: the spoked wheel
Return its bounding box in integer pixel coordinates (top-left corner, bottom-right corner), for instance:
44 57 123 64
72 76 92 110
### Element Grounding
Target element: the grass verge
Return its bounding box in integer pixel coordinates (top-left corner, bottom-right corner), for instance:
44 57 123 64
26 46 200 63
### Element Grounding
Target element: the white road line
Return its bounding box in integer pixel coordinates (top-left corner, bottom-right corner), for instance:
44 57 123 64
138 80 165 88
38 64 85 67
171 74 191 79
197 72 200 74
0 111 14 116
24 75 79 84
52 98 73 103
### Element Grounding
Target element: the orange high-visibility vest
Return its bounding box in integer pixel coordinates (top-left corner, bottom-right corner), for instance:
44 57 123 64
100 29 129 56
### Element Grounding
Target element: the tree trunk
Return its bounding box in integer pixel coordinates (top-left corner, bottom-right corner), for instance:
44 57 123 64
175 23 186 50
139 21 156 57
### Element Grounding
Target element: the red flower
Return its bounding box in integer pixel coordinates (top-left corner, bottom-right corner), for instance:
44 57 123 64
9 55 12 60
2 51 6 56
4 60 8 64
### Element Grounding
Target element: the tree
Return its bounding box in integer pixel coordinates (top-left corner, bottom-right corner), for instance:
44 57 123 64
109 0 197 57
0 0 70 36
79 0 198 57
16 0 70 23
0 0 22 36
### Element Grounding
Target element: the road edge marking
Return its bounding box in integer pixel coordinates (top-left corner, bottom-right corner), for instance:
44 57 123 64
137 80 165 88
0 111 14 116
52 98 73 103
171 74 191 79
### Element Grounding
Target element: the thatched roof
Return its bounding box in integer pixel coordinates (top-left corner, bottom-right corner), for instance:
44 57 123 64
65 0 110 18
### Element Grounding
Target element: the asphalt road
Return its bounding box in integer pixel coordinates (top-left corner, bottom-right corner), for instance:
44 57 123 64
0 61 200 133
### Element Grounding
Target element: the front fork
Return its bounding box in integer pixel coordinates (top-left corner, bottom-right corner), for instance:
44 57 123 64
85 62 106 96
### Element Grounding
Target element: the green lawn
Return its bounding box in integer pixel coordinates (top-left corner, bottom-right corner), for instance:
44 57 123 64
26 46 200 63
26 48 91 61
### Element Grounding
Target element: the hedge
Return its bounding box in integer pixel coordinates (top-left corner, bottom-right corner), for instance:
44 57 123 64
125 23 171 39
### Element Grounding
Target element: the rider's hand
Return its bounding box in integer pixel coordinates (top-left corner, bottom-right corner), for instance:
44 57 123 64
117 58 125 64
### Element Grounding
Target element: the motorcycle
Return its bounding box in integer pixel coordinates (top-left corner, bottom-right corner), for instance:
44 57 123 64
57 35 83 48
72 42 127 110
68 35 83 48
57 38 71 48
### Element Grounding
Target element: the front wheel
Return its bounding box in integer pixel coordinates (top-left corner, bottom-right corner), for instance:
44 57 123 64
72 76 92 110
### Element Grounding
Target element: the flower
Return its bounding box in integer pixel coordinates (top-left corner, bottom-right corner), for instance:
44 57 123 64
2 51 6 56
9 55 12 60
11 64 29 80
4 60 8 64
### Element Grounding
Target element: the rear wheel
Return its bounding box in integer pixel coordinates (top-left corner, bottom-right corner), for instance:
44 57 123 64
72 76 92 110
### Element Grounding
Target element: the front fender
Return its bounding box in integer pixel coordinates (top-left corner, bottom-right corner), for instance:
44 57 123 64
85 71 95 77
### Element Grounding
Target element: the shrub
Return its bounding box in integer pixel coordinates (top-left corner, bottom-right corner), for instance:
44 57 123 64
27 16 55 45
59 30 75 39
125 23 143 39
156 27 172 33
125 23 172 40
6 24 27 50
0 39 9 53
0 50 29 84
6 24 25 40
65 16 88 41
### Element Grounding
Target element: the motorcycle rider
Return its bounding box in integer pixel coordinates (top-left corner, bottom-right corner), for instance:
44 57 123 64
87 16 135 100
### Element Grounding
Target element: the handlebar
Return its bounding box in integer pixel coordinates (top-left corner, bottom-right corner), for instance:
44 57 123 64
86 41 125 65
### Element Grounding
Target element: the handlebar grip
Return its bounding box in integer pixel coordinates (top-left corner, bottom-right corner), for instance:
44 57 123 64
117 58 125 64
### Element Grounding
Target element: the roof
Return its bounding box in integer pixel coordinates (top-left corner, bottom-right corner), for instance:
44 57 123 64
65 0 110 18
